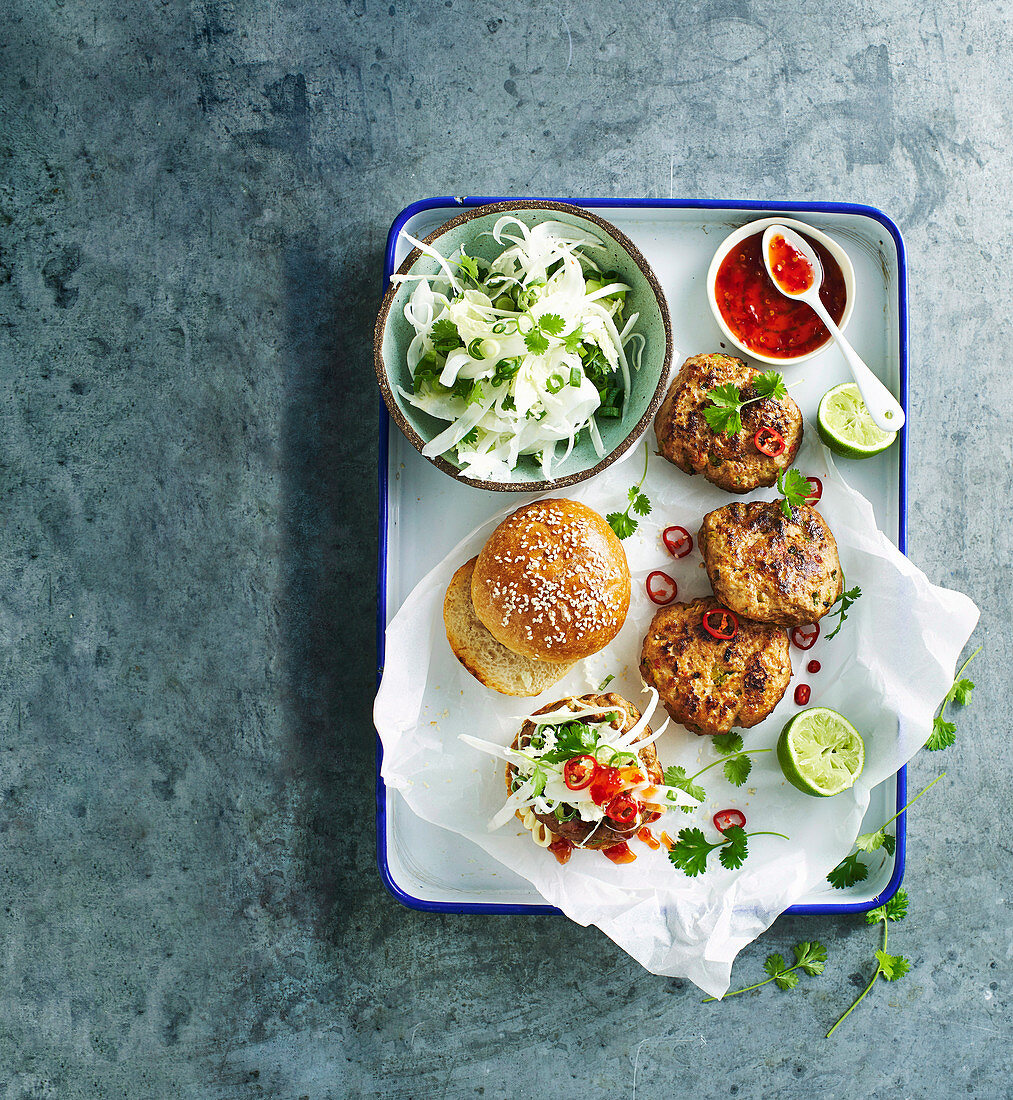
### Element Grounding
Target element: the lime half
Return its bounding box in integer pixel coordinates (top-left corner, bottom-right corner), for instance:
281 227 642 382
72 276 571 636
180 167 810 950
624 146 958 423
777 708 865 797
817 382 897 459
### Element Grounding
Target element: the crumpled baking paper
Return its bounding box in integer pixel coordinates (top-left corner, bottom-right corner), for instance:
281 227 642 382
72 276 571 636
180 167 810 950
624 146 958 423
373 431 978 997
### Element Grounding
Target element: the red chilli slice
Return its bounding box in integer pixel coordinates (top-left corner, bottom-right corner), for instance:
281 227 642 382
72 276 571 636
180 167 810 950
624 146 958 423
702 608 738 640
662 525 694 558
790 623 820 650
646 570 678 605
713 808 747 833
805 476 823 506
605 792 638 825
794 684 811 706
754 426 786 457
563 755 597 791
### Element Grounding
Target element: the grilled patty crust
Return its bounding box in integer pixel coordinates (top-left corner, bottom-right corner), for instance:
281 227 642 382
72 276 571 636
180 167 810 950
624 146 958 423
698 500 844 627
654 352 803 493
507 693 663 850
639 597 792 735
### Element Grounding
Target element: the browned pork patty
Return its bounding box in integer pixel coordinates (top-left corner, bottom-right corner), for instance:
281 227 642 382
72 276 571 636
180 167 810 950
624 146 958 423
639 597 791 736
654 352 803 493
506 693 663 850
698 500 844 627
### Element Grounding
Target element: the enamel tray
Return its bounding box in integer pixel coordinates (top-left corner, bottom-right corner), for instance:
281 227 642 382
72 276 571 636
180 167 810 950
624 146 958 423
376 197 908 915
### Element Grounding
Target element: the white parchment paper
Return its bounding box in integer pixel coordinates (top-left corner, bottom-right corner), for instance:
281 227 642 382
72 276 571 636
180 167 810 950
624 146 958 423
373 431 978 997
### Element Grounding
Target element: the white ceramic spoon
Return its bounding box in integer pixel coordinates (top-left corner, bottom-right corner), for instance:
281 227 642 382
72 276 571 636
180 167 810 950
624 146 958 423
761 224 905 433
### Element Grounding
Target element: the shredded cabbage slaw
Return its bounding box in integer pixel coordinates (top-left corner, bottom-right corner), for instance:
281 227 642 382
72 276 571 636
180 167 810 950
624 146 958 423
392 216 645 482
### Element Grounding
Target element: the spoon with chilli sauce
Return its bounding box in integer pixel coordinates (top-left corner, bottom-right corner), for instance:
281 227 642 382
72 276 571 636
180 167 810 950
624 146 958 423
761 224 905 433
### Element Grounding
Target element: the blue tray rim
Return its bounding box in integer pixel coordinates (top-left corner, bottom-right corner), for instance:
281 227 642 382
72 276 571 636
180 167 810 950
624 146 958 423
375 195 909 917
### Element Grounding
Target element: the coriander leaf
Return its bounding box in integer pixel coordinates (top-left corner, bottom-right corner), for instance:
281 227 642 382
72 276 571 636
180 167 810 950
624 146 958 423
703 404 742 435
774 967 800 991
723 754 752 786
927 645 980 750
662 766 706 806
882 833 897 856
429 317 461 353
459 428 479 447
704 375 789 438
538 722 599 764
925 716 956 751
866 889 908 925
717 825 749 870
456 253 480 281
563 326 584 354
705 939 822 1002
793 941 827 976
825 585 862 641
950 677 975 707
524 329 549 355
764 953 787 979
875 950 910 981
712 732 744 755
606 511 636 540
668 828 717 877
607 444 651 541
776 467 811 517
465 381 484 405
827 851 869 889
707 383 744 408
855 829 887 853
537 312 565 336
754 371 788 400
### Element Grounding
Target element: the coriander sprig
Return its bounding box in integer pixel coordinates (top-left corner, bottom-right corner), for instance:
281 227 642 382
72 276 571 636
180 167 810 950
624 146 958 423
826 890 910 1037
606 444 651 540
703 941 826 1002
704 371 788 436
668 824 788 877
429 316 462 356
663 734 770 811
827 774 944 889
776 466 811 518
926 645 980 750
825 584 862 641
453 251 481 282
523 311 565 355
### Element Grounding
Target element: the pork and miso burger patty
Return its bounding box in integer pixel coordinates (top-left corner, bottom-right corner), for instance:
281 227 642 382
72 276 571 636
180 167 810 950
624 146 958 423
698 500 844 627
459 692 699 863
640 597 792 736
471 498 631 664
654 352 802 493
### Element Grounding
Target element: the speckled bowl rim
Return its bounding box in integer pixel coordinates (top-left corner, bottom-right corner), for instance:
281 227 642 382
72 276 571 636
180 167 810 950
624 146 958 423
705 216 857 366
373 200 673 492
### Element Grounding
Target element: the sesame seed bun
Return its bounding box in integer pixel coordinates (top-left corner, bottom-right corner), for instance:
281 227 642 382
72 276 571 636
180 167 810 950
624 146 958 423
443 557 575 696
471 499 631 663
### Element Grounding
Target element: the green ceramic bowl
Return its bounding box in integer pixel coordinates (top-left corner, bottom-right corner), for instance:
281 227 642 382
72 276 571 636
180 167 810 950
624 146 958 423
373 200 672 492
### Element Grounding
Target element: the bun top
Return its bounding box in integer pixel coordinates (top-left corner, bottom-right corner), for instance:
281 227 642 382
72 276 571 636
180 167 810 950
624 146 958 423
471 499 631 663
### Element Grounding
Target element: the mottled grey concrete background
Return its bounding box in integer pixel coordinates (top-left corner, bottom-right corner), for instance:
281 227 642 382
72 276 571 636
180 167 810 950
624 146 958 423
0 0 1009 1097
